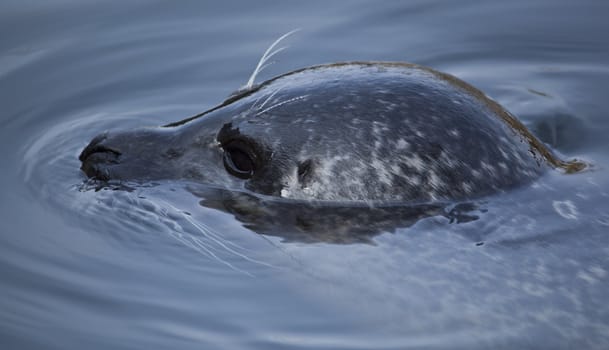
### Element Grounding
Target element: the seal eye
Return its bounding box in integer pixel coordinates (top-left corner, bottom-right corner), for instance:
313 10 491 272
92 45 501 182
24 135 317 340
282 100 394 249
223 142 256 179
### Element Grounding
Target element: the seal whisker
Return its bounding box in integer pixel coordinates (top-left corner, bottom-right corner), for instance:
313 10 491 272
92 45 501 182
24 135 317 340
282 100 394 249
188 218 278 268
165 227 231 266
244 29 300 90
187 236 255 277
248 93 268 112
146 200 239 262
255 94 309 116
191 220 255 254
257 86 284 111
160 200 276 269
164 212 256 277
170 225 233 258
249 86 283 112
257 61 276 76
261 45 289 66
187 234 235 259
148 198 256 275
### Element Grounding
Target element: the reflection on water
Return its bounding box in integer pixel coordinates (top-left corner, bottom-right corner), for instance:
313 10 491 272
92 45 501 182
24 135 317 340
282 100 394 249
196 187 485 244
2 0 609 349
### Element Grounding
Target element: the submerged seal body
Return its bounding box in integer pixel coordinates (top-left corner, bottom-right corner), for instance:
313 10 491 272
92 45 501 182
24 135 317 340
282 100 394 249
80 62 574 203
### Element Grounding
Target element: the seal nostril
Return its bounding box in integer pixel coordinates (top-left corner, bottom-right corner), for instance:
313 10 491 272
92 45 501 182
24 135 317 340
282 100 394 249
80 133 106 161
93 145 121 156
79 145 121 162
79 132 121 162
79 140 122 180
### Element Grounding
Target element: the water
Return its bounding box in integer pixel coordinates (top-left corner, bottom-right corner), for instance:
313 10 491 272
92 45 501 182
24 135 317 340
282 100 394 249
2 1 609 349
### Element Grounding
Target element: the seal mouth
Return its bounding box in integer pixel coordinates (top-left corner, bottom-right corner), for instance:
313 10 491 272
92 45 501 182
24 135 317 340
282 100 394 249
79 134 121 180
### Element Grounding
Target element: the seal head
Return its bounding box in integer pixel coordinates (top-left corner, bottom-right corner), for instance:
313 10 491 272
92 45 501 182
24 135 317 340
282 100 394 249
80 62 563 202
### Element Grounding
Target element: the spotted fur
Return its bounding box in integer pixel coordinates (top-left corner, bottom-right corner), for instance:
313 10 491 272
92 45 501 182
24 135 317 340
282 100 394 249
80 62 579 203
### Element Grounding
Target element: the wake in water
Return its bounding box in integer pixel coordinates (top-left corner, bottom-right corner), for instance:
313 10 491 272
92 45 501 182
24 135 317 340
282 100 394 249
86 186 287 277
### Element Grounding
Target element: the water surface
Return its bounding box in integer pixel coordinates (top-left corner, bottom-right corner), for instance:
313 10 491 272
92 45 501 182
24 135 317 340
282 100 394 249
1 1 609 349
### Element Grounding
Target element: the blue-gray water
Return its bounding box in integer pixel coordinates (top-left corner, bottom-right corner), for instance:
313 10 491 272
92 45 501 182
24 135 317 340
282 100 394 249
2 1 609 349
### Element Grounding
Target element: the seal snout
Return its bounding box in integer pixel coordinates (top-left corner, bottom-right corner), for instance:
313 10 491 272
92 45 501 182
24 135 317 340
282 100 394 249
79 132 121 180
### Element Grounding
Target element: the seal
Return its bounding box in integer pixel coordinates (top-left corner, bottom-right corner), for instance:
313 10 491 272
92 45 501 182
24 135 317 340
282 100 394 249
79 61 583 203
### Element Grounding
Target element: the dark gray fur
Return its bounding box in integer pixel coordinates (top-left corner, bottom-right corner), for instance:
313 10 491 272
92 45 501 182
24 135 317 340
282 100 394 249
80 62 546 203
